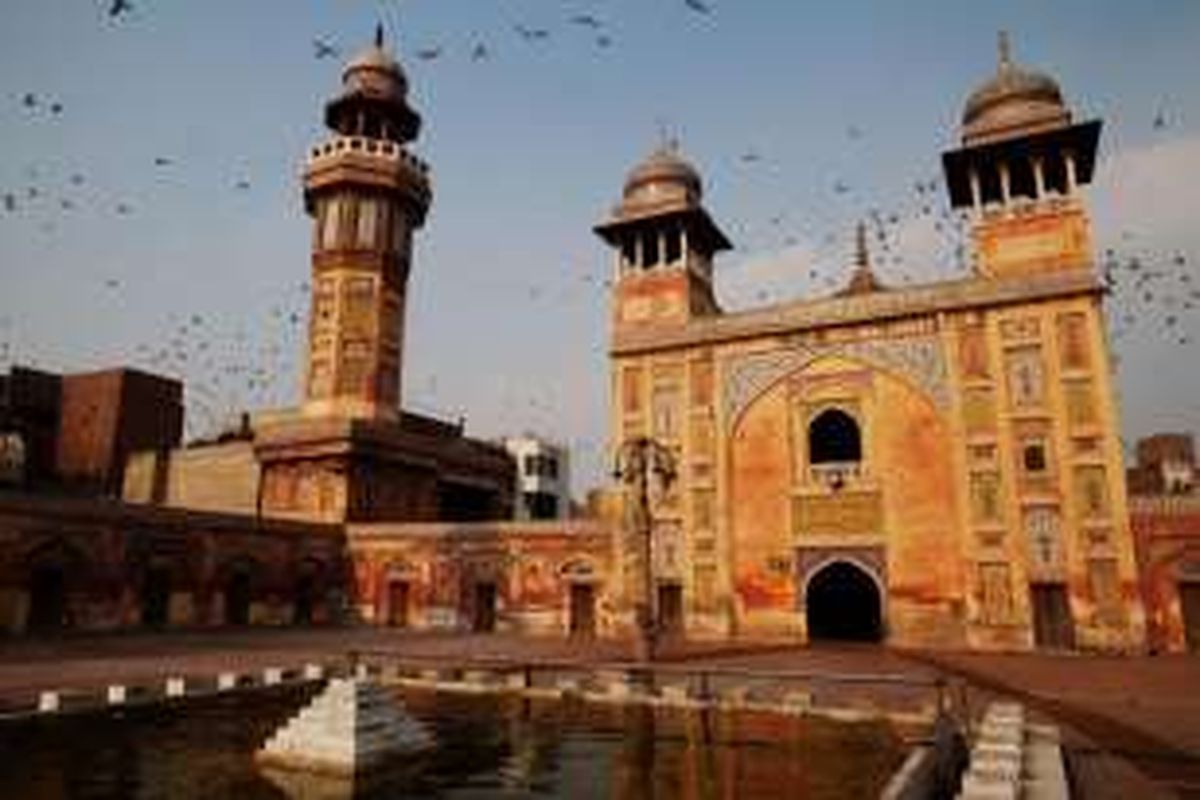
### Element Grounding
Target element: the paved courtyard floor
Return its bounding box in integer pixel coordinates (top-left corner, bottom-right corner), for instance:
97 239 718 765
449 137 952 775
914 650 1200 799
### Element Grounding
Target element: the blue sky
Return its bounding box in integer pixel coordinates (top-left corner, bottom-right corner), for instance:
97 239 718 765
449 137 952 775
2 0 1199 493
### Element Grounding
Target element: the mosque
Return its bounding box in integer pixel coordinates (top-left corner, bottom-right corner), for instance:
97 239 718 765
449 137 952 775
594 33 1145 651
0 31 1150 652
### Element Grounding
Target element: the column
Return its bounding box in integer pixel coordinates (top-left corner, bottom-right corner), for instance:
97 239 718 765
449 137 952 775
998 161 1012 207
681 226 690 271
1064 152 1078 196
1032 156 1046 199
969 167 983 214
658 230 667 269
635 233 645 270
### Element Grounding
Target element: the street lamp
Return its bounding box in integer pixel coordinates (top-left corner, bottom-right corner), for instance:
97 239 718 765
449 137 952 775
612 435 676 663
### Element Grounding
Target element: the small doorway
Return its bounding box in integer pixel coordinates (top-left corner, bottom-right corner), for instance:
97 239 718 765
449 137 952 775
569 583 596 638
141 567 171 628
657 583 684 636
27 565 66 632
293 575 315 625
1179 583 1200 652
387 580 410 628
473 582 497 633
1030 583 1075 649
225 571 251 626
805 561 882 642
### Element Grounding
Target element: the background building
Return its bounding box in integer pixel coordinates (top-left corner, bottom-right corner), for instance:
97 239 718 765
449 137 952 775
0 365 182 496
1129 432 1200 652
504 436 571 520
1128 433 1196 496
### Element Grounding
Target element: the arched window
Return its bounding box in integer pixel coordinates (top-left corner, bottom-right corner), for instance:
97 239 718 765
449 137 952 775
808 408 862 464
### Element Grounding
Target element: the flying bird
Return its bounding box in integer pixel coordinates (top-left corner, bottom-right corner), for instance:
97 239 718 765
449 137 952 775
684 0 713 13
471 42 489 62
312 38 338 59
234 179 251 190
69 173 85 186
2 194 15 212
153 156 172 167
514 25 550 41
415 47 442 61
596 35 612 48
1153 111 1168 130
107 0 133 19
115 202 132 214
49 102 63 115
740 151 762 164
570 14 603 28
22 93 36 109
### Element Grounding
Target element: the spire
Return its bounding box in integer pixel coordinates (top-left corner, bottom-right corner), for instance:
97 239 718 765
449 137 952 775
838 220 884 297
854 219 869 269
375 22 385 49
998 30 1012 69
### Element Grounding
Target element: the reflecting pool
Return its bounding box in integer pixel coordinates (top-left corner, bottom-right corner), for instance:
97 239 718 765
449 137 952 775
0 685 907 799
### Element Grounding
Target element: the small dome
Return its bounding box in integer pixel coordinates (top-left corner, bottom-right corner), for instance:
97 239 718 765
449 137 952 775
341 29 409 102
623 144 703 203
961 33 1070 144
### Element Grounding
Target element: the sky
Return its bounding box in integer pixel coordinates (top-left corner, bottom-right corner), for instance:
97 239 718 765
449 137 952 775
1 0 1199 495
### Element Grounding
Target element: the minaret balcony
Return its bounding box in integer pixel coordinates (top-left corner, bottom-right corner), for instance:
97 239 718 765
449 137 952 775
309 135 428 173
305 136 432 211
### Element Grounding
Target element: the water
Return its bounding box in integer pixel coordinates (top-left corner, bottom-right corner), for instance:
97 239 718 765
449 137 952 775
0 686 907 799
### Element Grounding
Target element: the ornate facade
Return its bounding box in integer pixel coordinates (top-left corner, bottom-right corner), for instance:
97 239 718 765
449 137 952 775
596 36 1146 651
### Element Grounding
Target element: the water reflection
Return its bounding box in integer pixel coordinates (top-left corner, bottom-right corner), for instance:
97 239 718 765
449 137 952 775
0 685 905 799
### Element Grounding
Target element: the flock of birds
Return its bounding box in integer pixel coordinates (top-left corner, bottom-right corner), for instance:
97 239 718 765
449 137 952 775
1 0 1196 448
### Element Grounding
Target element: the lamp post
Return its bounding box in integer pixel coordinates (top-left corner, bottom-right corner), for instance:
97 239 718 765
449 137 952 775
612 436 676 663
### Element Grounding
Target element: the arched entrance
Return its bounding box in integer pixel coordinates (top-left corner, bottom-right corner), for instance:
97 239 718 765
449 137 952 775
141 567 171 628
225 570 251 626
27 564 67 632
805 561 882 642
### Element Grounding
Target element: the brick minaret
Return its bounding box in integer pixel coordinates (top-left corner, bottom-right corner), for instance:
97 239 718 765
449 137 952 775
302 25 431 420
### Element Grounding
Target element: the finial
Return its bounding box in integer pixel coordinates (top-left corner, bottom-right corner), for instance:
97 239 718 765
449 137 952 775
998 30 1011 68
375 22 385 49
855 220 869 268
655 118 679 153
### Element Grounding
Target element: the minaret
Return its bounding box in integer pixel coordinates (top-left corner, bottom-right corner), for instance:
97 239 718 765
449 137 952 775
594 142 731 329
302 25 431 420
942 32 1101 279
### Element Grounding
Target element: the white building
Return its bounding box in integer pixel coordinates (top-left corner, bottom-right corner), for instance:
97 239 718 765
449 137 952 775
503 437 570 520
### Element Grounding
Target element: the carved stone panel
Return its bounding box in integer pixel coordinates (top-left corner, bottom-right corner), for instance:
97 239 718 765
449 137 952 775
722 335 949 427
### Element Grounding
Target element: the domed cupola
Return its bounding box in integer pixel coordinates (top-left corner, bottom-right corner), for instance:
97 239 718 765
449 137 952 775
940 32 1103 280
324 24 421 143
595 140 732 327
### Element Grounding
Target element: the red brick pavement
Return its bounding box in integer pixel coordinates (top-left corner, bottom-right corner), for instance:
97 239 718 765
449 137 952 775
912 650 1200 799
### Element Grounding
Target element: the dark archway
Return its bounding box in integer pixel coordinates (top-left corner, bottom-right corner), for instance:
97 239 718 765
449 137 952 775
27 564 66 632
293 574 315 625
225 571 251 626
141 567 171 628
808 409 862 464
805 561 882 642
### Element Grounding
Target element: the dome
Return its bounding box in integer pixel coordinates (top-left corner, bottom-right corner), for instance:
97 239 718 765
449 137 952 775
961 33 1070 144
622 144 703 203
340 27 409 102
